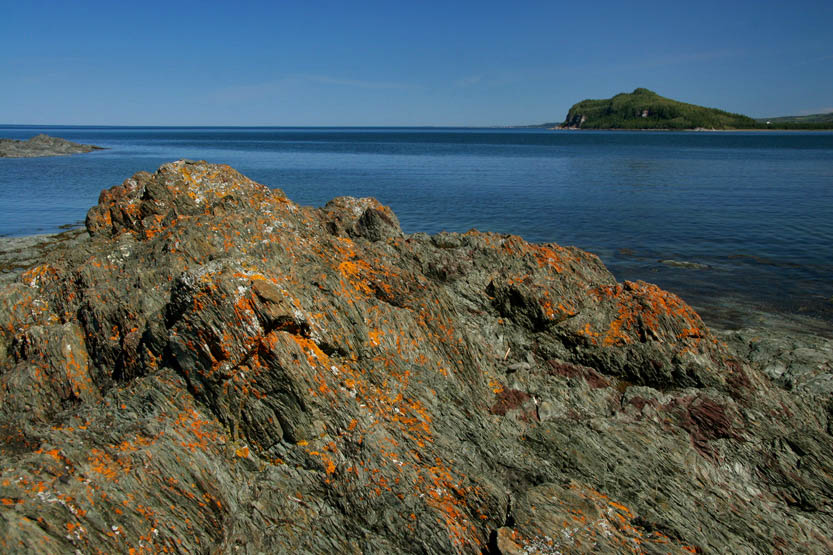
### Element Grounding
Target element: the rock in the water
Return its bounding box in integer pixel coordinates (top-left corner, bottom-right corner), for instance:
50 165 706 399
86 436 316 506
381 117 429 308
0 160 831 554
659 259 711 270
0 134 104 157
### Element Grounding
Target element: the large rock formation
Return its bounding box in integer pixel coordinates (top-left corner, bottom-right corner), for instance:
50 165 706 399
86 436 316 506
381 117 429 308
0 134 104 158
0 160 831 554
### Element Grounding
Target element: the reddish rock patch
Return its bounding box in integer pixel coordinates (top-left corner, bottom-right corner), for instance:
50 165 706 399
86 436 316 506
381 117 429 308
489 388 533 417
546 359 610 388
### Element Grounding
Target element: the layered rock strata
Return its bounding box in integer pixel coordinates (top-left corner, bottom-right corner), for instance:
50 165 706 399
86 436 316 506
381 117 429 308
0 160 831 554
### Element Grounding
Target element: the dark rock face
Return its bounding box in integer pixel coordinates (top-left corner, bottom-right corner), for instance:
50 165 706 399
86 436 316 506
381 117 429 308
1 160 831 553
0 134 104 157
562 113 587 129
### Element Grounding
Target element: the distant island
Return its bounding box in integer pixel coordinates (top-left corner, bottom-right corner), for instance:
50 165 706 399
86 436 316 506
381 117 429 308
0 134 104 158
534 88 833 130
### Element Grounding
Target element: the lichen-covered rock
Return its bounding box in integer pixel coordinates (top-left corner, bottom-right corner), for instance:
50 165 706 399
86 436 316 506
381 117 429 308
1 160 831 554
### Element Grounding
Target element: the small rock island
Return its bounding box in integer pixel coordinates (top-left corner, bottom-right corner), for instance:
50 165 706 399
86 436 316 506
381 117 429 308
0 133 104 158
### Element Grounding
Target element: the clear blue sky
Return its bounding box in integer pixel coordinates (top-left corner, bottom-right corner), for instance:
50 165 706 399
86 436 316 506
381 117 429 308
2 0 832 126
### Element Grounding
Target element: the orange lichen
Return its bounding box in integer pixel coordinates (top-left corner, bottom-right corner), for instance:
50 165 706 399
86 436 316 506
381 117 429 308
289 335 330 369
588 281 707 351
368 329 384 347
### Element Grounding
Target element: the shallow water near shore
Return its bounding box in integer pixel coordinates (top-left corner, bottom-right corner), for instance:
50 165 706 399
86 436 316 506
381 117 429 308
1 125 831 333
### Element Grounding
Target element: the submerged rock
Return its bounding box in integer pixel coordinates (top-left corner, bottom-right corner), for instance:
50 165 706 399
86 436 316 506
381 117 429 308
0 134 104 158
659 259 711 270
0 160 831 553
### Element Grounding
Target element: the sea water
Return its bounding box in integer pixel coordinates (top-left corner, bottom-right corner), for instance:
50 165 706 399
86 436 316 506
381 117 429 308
1 126 831 331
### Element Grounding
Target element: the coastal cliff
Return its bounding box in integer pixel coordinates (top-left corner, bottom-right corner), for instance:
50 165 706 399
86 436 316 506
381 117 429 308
0 134 103 158
1 161 831 553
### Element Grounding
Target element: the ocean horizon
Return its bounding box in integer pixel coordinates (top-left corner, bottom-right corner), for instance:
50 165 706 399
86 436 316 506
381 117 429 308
2 125 832 334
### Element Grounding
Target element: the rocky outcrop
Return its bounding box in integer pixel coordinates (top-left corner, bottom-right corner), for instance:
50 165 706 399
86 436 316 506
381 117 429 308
0 134 104 158
561 113 587 129
1 160 831 554
0 229 87 288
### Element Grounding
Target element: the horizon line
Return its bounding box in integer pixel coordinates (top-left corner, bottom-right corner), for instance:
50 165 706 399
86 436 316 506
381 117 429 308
0 123 522 130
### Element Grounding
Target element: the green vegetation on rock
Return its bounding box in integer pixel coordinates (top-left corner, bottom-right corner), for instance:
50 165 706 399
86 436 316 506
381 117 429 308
561 88 757 130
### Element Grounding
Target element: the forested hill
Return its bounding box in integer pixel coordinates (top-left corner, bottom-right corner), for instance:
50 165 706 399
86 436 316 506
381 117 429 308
559 88 757 130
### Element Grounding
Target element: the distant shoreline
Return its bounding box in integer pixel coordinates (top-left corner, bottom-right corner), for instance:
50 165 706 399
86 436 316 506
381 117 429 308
3 124 832 133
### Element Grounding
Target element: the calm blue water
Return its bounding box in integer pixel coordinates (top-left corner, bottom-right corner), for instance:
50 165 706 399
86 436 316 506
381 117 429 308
1 126 832 330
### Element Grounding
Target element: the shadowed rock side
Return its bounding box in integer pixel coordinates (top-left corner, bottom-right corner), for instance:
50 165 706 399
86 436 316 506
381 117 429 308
0 134 104 158
0 160 831 554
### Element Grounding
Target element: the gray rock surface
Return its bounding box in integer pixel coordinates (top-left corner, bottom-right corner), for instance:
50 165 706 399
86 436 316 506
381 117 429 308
0 134 104 157
0 229 87 287
0 160 831 554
